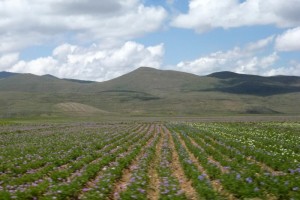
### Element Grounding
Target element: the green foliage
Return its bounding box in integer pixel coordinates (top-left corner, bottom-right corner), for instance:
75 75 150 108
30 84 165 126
0 120 299 199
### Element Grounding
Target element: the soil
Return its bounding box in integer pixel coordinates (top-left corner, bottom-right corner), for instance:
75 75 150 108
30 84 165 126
147 125 163 200
179 133 237 200
164 126 199 200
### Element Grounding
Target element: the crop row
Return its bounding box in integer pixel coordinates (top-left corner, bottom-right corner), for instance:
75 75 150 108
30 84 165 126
169 122 300 199
0 123 150 199
1 122 299 200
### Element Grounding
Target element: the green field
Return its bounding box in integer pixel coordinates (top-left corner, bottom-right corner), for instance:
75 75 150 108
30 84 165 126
1 121 299 199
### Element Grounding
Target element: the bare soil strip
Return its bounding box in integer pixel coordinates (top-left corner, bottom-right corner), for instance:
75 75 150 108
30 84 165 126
199 133 286 176
163 126 198 200
246 157 286 176
56 124 145 174
7 126 143 194
189 134 281 199
77 146 137 199
6 126 140 186
112 124 157 199
77 125 152 199
189 137 231 173
207 156 230 174
179 134 237 200
147 125 163 200
189 136 205 152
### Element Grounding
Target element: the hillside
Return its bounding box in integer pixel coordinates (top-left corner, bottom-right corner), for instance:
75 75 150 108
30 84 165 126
208 71 300 96
0 71 18 79
0 68 300 118
98 67 217 92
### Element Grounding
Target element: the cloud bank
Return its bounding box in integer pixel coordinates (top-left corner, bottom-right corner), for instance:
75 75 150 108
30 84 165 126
275 27 300 51
7 42 164 81
0 0 299 80
172 0 300 32
171 36 300 76
0 0 167 53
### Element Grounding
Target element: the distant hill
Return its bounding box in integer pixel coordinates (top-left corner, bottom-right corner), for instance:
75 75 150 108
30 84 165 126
0 71 18 79
0 73 85 93
0 67 300 118
209 71 300 85
98 67 218 94
207 71 300 96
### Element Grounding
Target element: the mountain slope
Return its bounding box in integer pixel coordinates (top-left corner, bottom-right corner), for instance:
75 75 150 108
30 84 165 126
0 71 18 79
0 73 88 93
0 67 300 118
209 71 300 85
208 71 300 96
97 67 218 93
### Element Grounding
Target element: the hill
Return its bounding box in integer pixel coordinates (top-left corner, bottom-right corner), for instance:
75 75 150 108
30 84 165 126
99 67 217 92
0 67 300 118
208 71 300 96
0 71 18 79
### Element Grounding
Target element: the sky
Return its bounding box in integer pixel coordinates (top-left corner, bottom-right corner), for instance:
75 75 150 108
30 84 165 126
0 0 300 81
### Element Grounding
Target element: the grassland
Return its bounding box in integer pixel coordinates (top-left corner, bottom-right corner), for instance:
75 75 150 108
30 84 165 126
1 120 299 199
1 67 300 118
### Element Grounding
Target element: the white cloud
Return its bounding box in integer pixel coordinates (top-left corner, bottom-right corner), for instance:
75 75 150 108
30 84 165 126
0 53 20 71
264 63 300 76
275 27 300 51
9 41 164 81
0 32 46 54
172 0 300 32
171 36 287 76
235 53 279 74
0 0 167 53
245 36 275 51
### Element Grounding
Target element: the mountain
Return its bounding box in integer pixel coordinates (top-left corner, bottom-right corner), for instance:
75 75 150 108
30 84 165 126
208 71 300 96
209 71 300 85
96 67 218 97
0 73 85 93
0 67 300 118
0 71 18 79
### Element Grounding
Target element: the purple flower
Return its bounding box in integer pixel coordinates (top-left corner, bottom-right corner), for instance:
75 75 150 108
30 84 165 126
236 174 241 180
82 188 90 192
289 169 295 174
186 160 193 164
137 188 145 193
176 190 184 196
245 177 253 184
285 181 289 186
198 175 205 181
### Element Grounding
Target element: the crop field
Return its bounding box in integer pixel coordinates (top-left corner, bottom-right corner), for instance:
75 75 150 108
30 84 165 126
0 121 299 199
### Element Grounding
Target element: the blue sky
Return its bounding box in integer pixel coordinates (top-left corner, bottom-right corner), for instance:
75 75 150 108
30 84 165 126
0 0 300 81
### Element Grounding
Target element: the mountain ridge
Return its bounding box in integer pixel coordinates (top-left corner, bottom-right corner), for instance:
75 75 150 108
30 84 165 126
2 68 300 83
0 68 300 118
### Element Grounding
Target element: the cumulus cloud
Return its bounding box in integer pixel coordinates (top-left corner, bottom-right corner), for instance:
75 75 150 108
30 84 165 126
172 36 288 76
275 27 300 51
0 53 20 71
0 0 167 53
264 63 300 76
9 41 164 81
172 0 300 32
245 36 275 52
